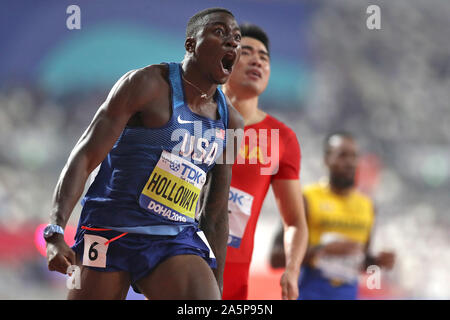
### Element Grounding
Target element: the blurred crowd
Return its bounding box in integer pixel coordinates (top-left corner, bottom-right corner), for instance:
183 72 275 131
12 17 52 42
268 0 450 299
0 0 449 299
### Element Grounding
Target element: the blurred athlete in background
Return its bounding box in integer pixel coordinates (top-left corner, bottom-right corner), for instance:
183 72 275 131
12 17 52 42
270 132 395 300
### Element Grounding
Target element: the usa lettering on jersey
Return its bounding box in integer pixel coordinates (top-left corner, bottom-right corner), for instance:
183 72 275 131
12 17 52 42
171 126 224 166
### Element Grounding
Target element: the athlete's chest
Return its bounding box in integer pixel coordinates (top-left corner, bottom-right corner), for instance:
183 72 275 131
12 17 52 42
234 127 282 170
136 88 221 125
311 195 373 234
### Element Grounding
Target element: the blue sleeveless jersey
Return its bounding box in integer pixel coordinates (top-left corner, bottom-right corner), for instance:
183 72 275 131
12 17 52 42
77 62 229 236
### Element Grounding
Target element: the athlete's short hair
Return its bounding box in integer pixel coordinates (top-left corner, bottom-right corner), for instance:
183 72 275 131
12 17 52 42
186 7 235 38
239 23 270 56
324 131 355 155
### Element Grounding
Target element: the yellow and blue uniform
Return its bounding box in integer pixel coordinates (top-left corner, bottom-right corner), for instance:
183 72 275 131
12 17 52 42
298 181 375 300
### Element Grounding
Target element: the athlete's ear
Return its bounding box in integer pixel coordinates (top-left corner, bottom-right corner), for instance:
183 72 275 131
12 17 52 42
185 37 196 54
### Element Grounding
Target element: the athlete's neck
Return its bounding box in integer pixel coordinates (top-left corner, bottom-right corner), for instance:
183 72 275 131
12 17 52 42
222 88 266 126
181 60 217 105
329 183 354 197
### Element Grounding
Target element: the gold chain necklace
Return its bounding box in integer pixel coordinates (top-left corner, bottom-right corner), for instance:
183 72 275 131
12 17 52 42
182 75 215 99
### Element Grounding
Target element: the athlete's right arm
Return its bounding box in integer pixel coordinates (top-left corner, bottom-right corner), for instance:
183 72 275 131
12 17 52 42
270 195 330 268
269 195 309 269
46 67 161 274
199 101 244 295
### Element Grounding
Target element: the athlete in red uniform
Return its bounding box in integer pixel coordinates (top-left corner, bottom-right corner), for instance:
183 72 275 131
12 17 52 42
222 23 308 300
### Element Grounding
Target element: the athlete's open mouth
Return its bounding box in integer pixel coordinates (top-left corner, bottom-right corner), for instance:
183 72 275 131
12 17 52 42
221 51 236 73
246 68 262 79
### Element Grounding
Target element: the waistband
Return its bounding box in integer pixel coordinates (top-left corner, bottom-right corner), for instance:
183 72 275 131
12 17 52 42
92 224 191 236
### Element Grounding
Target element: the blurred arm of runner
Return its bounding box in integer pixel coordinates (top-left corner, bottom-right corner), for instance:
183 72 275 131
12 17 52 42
46 68 160 274
272 179 308 300
363 208 396 270
199 101 244 295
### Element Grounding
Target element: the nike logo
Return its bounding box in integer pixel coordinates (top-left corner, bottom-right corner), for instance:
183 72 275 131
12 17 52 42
177 115 195 124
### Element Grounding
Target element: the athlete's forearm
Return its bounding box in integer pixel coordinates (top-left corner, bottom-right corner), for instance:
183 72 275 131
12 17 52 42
201 208 229 293
199 163 232 294
50 152 91 230
271 180 308 273
283 224 308 273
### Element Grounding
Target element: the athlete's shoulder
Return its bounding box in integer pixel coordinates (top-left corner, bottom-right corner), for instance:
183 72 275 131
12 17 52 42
224 94 244 131
100 64 172 118
111 64 167 99
129 64 168 90
351 189 374 206
303 181 329 197
263 114 297 138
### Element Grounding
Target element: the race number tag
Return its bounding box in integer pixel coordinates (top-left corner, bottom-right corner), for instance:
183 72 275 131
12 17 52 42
315 253 365 284
315 233 364 284
82 234 109 268
139 150 207 223
227 187 254 248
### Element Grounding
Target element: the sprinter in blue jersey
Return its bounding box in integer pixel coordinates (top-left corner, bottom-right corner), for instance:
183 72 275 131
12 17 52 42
44 7 243 300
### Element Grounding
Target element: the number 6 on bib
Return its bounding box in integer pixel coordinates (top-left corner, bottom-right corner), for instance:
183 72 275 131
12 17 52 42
82 234 109 268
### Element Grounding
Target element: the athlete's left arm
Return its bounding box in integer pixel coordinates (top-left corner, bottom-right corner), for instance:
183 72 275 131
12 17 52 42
272 179 309 300
199 102 244 295
363 206 396 270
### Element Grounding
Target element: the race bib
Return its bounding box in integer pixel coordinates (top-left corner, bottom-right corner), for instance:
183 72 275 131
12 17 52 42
315 232 364 284
316 253 364 284
82 234 109 268
139 150 206 223
227 187 254 248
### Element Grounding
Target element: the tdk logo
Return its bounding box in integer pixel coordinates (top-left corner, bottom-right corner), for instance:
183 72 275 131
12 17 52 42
180 163 205 185
229 190 244 205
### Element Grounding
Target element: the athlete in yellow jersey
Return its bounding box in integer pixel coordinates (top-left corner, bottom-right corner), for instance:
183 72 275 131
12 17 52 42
270 132 395 299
